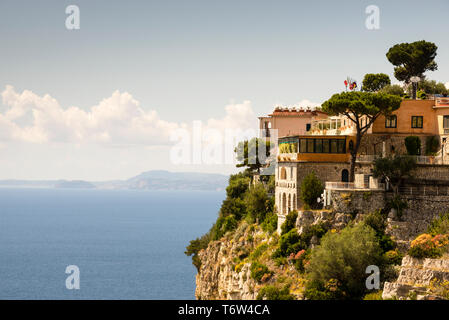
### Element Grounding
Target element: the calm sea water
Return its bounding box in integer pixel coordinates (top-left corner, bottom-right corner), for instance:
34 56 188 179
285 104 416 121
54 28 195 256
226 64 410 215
0 188 223 299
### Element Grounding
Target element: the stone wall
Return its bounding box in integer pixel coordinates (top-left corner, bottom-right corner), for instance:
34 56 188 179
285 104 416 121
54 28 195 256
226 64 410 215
386 193 449 250
329 189 386 215
360 133 431 156
275 161 351 215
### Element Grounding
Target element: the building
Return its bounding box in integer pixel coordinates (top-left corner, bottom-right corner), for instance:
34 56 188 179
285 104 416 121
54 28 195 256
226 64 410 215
271 97 449 230
258 106 328 139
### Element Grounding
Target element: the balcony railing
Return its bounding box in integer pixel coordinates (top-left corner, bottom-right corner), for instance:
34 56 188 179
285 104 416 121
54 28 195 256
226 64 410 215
356 155 449 165
325 181 386 191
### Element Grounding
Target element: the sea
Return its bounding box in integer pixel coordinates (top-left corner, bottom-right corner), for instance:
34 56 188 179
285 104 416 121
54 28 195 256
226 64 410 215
0 188 223 299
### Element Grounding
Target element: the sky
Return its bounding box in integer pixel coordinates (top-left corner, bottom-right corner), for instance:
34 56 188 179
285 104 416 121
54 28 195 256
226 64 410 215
0 0 448 180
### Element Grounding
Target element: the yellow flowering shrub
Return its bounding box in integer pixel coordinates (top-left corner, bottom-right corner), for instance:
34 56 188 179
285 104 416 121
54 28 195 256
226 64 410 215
408 233 449 259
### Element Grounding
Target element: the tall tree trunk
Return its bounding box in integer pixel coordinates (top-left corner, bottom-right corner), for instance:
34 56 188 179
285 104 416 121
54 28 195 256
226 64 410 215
349 134 362 182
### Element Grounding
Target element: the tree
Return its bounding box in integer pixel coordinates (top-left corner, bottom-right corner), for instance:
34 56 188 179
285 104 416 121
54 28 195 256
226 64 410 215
404 136 421 155
372 156 417 195
386 40 438 83
235 138 271 174
380 84 405 96
418 79 448 96
321 91 402 182
244 183 270 223
362 73 391 92
300 172 324 208
305 223 384 299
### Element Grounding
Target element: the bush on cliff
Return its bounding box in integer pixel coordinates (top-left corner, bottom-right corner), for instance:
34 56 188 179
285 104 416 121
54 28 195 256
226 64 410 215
261 211 277 234
256 285 295 300
250 262 272 282
428 212 449 236
245 183 271 223
300 172 324 209
280 210 298 235
214 215 238 240
304 223 384 299
407 233 448 259
226 173 250 199
363 210 396 253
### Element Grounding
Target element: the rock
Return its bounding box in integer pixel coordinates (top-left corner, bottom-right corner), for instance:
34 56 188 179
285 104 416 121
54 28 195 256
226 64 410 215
382 255 449 300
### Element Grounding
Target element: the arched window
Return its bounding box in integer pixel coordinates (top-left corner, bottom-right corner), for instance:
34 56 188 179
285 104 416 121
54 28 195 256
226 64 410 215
293 194 296 211
288 194 291 213
280 167 287 180
282 193 287 214
341 169 349 182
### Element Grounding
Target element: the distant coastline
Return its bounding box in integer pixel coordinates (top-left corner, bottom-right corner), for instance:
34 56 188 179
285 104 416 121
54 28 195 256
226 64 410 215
0 170 229 192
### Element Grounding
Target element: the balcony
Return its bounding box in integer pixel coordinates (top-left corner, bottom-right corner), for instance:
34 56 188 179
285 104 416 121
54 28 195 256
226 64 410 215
356 155 449 165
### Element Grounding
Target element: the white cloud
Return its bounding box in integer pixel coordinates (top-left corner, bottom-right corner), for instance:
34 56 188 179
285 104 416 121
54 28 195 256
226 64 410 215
0 85 258 146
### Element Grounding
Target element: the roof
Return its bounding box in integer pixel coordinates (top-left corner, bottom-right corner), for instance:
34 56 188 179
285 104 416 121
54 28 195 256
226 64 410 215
269 107 327 117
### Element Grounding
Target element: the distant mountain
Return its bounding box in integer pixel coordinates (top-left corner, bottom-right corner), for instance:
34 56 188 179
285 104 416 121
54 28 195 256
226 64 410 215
0 170 229 191
96 170 229 191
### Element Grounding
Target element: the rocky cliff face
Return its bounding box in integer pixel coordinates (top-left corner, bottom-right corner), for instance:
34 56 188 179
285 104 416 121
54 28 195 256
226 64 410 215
195 210 355 300
195 224 262 300
383 256 449 300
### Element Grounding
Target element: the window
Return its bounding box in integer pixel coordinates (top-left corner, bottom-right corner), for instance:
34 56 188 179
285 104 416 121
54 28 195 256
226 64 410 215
330 140 338 153
322 139 330 153
411 116 423 129
307 139 314 153
306 123 311 131
300 139 307 153
280 167 287 180
295 138 346 154
385 115 397 128
337 140 346 153
315 139 323 153
444 116 449 129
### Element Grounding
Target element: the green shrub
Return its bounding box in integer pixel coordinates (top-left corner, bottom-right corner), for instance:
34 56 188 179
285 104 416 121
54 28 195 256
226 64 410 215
250 243 269 261
305 223 384 299
226 173 250 199
220 197 246 220
301 172 324 208
363 291 383 300
300 223 329 246
213 215 238 240
261 211 278 234
363 211 396 252
278 229 304 257
185 231 212 271
293 249 310 273
245 183 270 223
250 262 272 282
384 249 403 265
428 212 449 236
426 136 440 156
280 210 298 235
256 285 295 300
405 136 421 156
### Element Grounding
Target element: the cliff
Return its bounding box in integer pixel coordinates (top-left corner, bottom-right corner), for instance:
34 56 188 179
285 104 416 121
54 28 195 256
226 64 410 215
383 256 449 300
194 210 355 300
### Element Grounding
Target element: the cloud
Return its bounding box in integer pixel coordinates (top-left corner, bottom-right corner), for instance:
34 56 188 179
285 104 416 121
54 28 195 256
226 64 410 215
0 85 257 146
446 82 449 90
